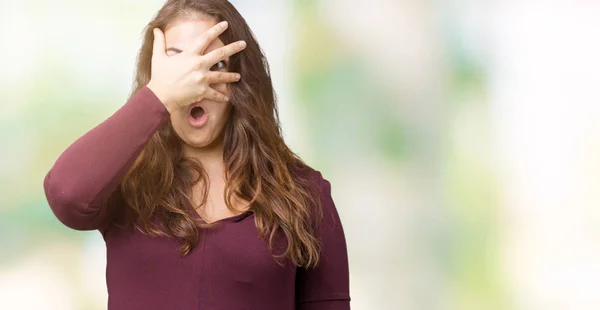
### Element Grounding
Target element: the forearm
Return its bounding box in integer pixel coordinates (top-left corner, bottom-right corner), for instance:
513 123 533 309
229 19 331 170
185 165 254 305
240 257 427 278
43 86 169 230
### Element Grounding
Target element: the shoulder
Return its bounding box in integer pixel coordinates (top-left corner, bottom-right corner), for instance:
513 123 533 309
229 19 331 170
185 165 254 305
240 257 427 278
292 162 331 196
292 162 338 227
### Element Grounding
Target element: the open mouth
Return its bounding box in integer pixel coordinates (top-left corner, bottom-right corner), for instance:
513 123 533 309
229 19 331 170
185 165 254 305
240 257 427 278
190 106 205 119
188 103 208 128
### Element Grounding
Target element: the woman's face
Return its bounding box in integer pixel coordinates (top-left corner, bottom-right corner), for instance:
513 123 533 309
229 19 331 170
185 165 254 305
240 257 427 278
163 17 232 150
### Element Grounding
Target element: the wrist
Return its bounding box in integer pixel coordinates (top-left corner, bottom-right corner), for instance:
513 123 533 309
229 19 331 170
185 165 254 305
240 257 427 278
146 82 175 113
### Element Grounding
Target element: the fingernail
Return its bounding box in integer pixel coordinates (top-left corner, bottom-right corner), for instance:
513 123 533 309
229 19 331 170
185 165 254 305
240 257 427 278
220 21 228 29
239 41 247 48
236 73 241 79
224 96 230 101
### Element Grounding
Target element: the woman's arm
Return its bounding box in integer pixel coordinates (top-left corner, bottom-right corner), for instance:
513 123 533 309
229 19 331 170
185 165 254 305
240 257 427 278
296 171 351 310
43 22 247 233
43 86 169 231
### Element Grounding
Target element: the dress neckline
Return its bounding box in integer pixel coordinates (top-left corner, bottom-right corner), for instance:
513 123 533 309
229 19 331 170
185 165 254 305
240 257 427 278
192 209 253 225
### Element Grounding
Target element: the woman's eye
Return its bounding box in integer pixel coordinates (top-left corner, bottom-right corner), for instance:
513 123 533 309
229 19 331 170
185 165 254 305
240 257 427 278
211 60 227 71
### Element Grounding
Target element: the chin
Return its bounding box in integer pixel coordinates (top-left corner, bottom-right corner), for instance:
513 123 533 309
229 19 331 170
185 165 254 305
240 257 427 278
181 130 223 149
182 137 213 149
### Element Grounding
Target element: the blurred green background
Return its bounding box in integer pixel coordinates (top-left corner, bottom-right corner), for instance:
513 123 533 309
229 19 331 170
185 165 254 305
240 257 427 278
2 0 600 309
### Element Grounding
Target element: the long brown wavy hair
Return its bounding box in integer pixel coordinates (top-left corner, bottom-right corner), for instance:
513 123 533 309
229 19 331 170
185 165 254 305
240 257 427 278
118 0 323 268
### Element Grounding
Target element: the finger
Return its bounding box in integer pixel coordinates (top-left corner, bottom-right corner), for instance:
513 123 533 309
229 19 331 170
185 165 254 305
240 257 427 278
186 21 229 55
203 87 229 102
152 28 166 58
203 41 247 67
205 71 241 84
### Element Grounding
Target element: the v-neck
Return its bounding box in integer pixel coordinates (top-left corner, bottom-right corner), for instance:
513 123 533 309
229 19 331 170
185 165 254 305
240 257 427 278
192 209 253 225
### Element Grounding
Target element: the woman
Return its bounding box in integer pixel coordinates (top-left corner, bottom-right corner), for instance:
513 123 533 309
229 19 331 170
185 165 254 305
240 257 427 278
43 0 350 309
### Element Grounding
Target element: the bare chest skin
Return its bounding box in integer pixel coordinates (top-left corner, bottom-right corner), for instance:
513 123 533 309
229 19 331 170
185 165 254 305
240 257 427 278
192 175 250 224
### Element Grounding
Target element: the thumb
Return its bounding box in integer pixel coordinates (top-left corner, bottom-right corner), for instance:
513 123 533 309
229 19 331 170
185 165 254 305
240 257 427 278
152 28 166 58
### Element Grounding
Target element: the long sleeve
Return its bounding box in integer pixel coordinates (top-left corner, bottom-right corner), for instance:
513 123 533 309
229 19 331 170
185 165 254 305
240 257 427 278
43 86 170 231
296 171 351 310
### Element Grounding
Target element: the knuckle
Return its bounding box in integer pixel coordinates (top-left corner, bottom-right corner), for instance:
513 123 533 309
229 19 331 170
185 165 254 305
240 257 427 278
193 56 204 68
